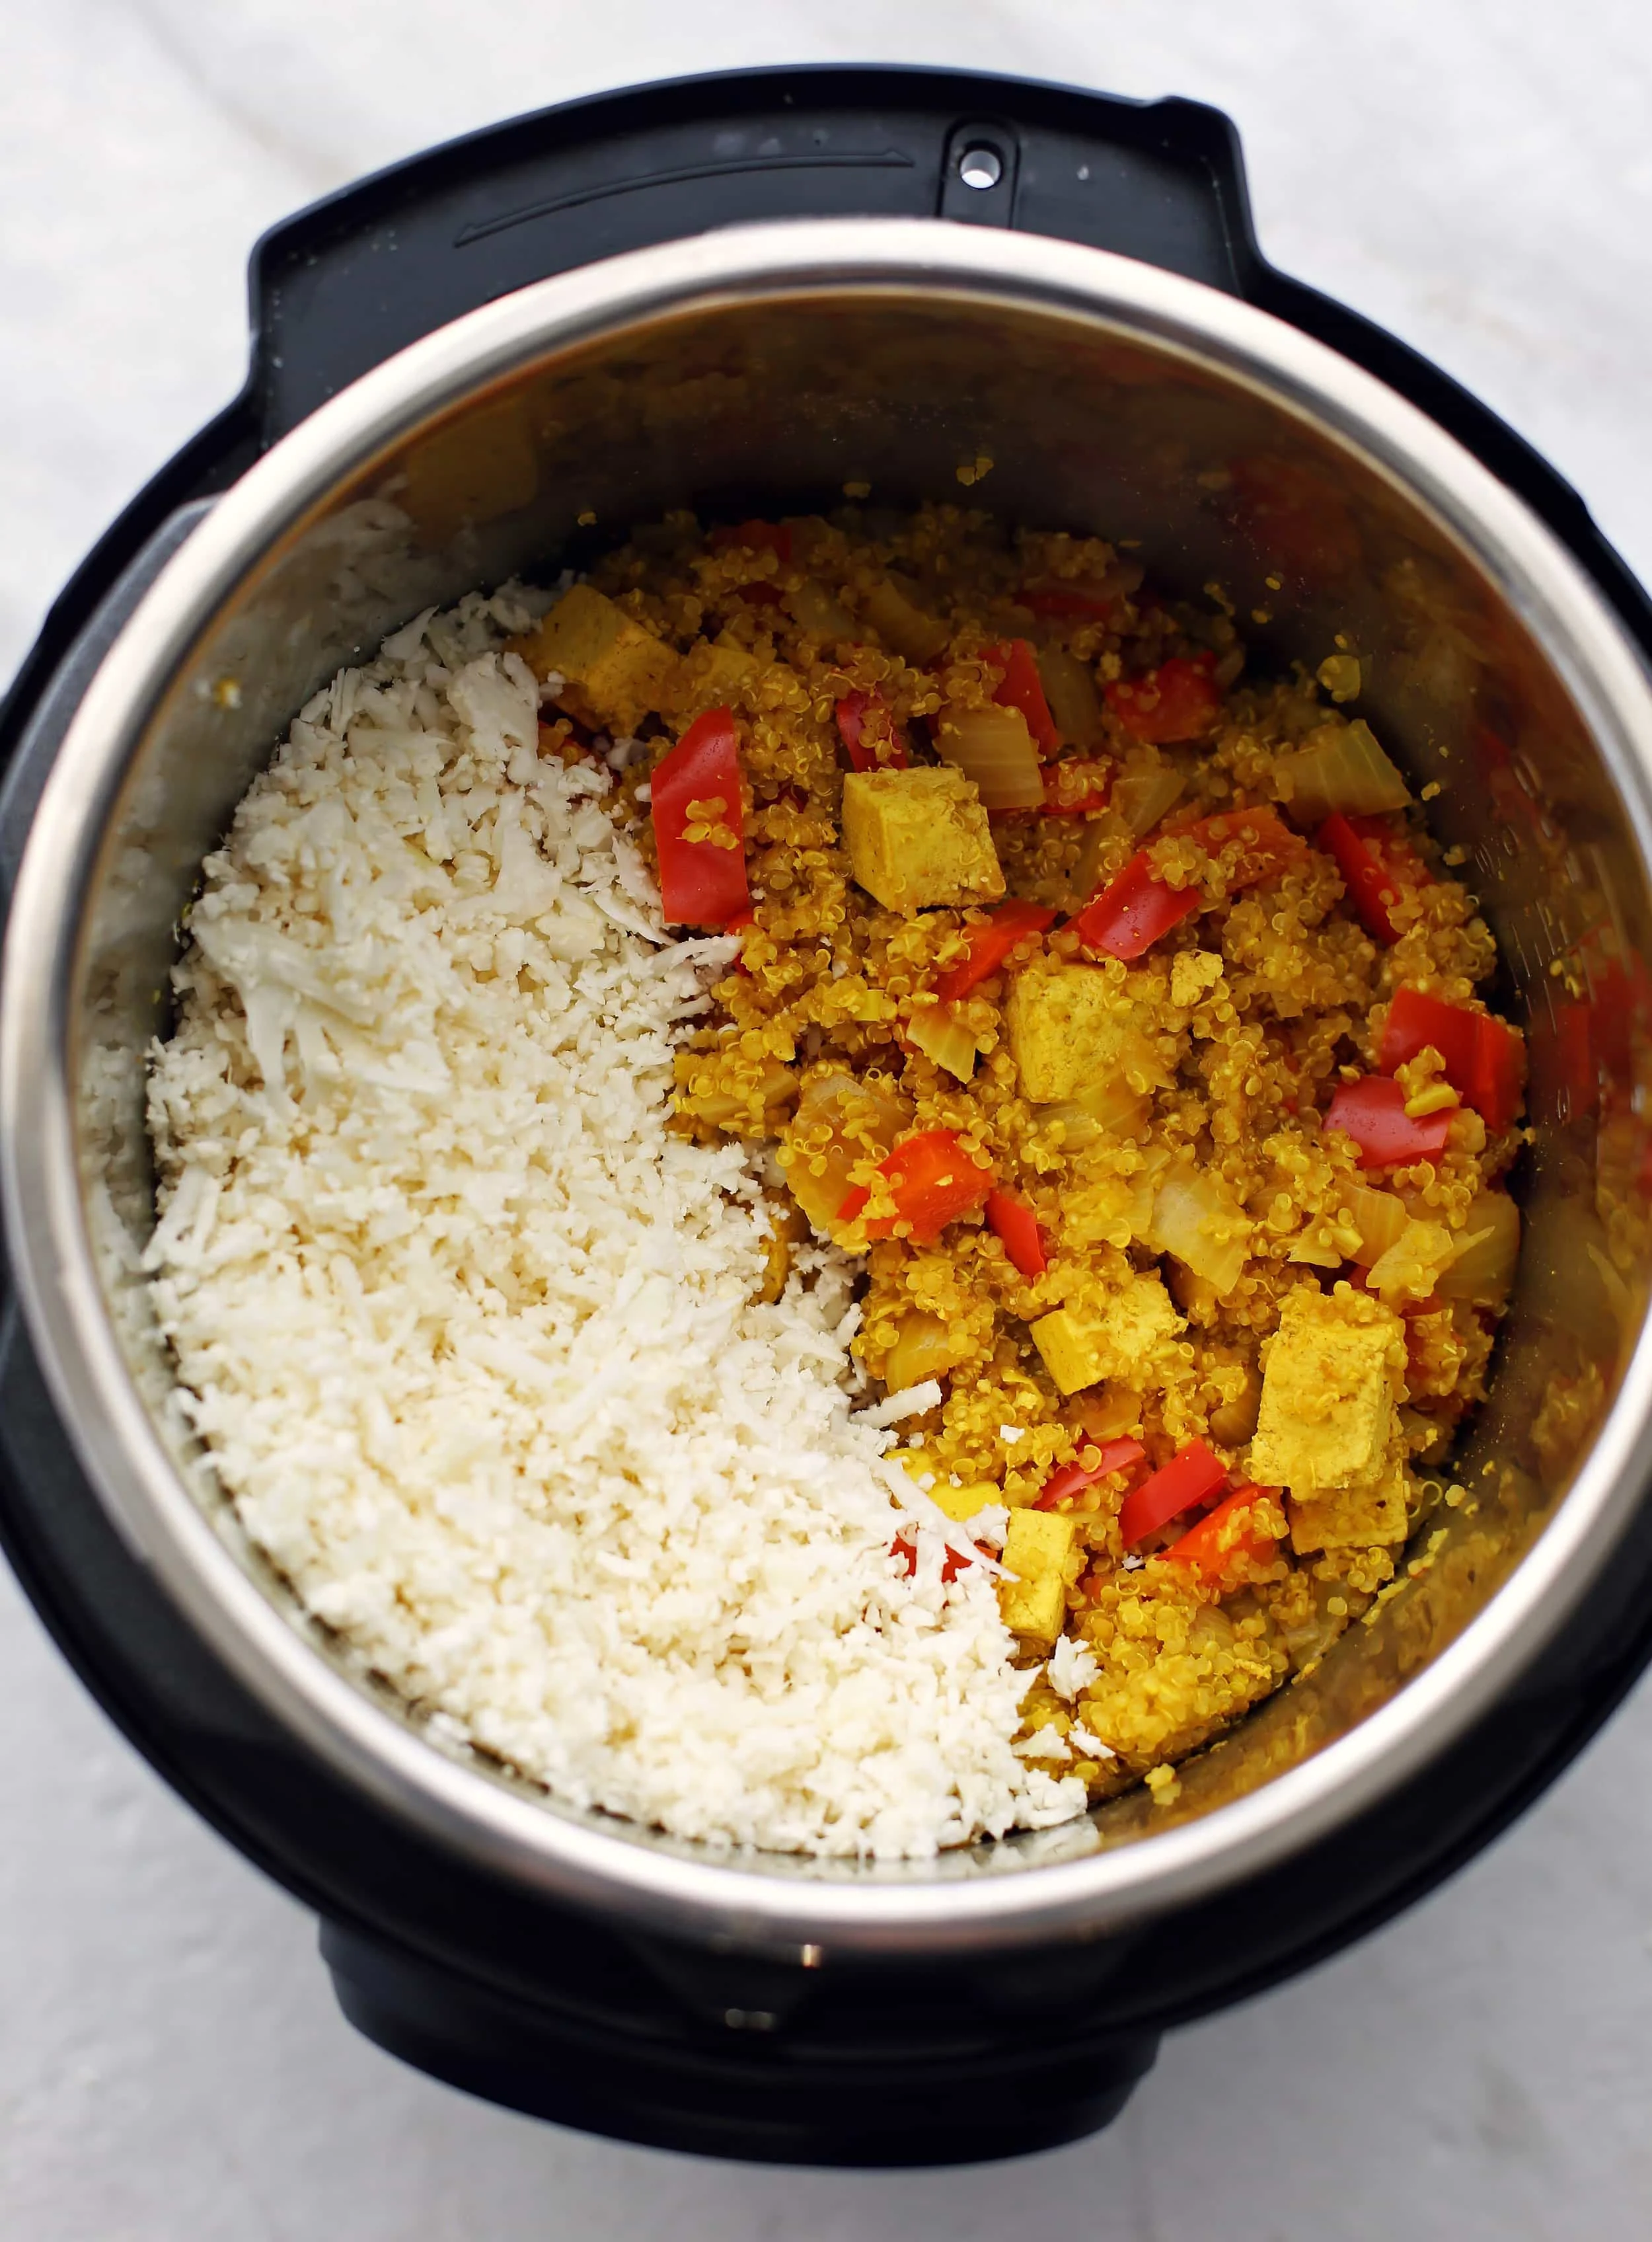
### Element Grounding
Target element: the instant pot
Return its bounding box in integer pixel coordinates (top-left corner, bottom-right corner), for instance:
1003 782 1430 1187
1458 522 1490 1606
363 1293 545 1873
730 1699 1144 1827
5 67 1652 2168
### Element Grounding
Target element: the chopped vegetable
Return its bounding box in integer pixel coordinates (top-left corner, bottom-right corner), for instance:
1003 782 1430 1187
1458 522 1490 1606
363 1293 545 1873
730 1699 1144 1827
1176 804 1304 883
835 688 907 772
1106 653 1220 745
708 518 792 562
1035 645 1106 748
1069 850 1201 960
841 1127 995 1242
1437 1190 1521 1308
1117 1438 1228 1546
1324 1076 1452 1168
905 1003 979 1081
650 706 749 928
1035 1437 1145 1510
933 899 1057 1001
1036 1080 1152 1147
1035 758 1113 815
1378 987 1524 1133
1275 718 1409 821
884 1309 973 1388
1319 814 1392 937
1018 582 1120 621
1164 1485 1280 1583
1346 1182 1410 1266
779 1071 905 1234
862 575 950 664
1111 761 1186 835
787 576 856 638
983 638 1062 755
1148 1167 1251 1295
935 703 1045 810
985 1189 1047 1276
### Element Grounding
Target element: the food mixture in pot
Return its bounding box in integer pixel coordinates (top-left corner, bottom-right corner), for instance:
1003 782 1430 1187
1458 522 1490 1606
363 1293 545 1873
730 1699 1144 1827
145 503 1522 1855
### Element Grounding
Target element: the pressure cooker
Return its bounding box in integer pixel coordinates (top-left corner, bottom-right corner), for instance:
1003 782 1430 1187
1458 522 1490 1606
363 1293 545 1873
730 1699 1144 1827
5 67 1652 2167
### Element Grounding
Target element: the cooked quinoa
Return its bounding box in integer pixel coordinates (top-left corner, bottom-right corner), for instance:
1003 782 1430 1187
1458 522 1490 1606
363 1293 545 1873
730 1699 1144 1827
145 500 1523 1849
518 502 1522 1800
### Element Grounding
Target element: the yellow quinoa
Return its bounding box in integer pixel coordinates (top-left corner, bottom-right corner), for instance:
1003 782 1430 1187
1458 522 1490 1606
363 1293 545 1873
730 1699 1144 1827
514 503 1524 1803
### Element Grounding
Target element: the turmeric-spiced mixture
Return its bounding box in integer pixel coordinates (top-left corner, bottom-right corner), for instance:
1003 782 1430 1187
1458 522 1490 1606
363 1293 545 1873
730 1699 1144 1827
513 505 1524 1798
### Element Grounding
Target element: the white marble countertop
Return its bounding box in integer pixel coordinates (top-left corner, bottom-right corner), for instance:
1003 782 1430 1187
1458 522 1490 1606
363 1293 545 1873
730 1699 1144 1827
3 4 1651 2235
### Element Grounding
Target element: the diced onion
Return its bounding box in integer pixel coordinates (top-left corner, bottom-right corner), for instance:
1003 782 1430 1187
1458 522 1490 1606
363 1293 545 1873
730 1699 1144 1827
905 1003 980 1082
1148 1168 1252 1294
1347 1182 1410 1266
1438 1190 1521 1307
779 1071 906 1232
885 1310 973 1388
1035 646 1106 747
936 705 1046 810
1275 717 1411 820
1111 760 1187 835
1037 1079 1153 1147
861 576 950 664
788 577 856 639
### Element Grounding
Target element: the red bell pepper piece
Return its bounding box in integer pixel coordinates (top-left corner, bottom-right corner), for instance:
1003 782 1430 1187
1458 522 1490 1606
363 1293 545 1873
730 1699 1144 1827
1069 851 1201 960
1037 759 1113 816
1320 812 1409 943
839 1128 995 1243
892 1533 984 1583
1324 1076 1452 1168
650 707 750 929
932 900 1057 1001
1177 804 1304 880
1164 1484 1280 1582
708 519 792 563
835 687 907 772
1118 1438 1228 1547
985 1189 1047 1277
1018 584 1119 622
1378 987 1524 1132
1106 652 1221 745
1035 1437 1146 1511
983 638 1061 756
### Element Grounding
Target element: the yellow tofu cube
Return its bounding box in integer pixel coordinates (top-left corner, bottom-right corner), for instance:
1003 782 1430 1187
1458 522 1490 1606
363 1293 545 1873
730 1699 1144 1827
1249 1284 1405 1498
841 767 1005 913
670 635 761 721
514 585 679 735
1030 1276 1181 1396
1005 965 1172 1105
998 1508 1077 1645
1288 1459 1409 1553
998 1571 1067 1646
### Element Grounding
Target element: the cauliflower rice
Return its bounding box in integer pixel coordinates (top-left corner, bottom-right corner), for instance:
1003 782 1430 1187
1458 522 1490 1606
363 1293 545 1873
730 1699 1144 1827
144 588 1086 1857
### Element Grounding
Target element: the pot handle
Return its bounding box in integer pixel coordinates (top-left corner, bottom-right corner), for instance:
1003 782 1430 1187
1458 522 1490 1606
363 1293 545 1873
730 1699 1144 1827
250 66 1264 442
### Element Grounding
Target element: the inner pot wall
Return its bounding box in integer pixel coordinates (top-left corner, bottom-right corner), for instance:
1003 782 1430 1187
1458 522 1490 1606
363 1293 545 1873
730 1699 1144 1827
11 223 1652 1947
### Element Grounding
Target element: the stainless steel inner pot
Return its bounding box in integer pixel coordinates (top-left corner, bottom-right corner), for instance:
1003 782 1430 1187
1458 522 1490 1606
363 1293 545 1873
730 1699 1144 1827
7 218 1652 1958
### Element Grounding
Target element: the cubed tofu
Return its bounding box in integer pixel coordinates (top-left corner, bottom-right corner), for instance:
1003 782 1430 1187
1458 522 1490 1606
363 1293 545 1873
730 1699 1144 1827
998 1571 1066 1646
1005 965 1171 1105
999 1508 1078 1645
1249 1284 1406 1497
841 767 1005 913
670 635 761 721
1030 1275 1181 1396
513 585 679 735
1288 1458 1409 1553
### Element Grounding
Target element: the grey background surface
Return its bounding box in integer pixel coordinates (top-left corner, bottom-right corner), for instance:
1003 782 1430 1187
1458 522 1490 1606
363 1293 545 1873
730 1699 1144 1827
3 4 1650 2235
